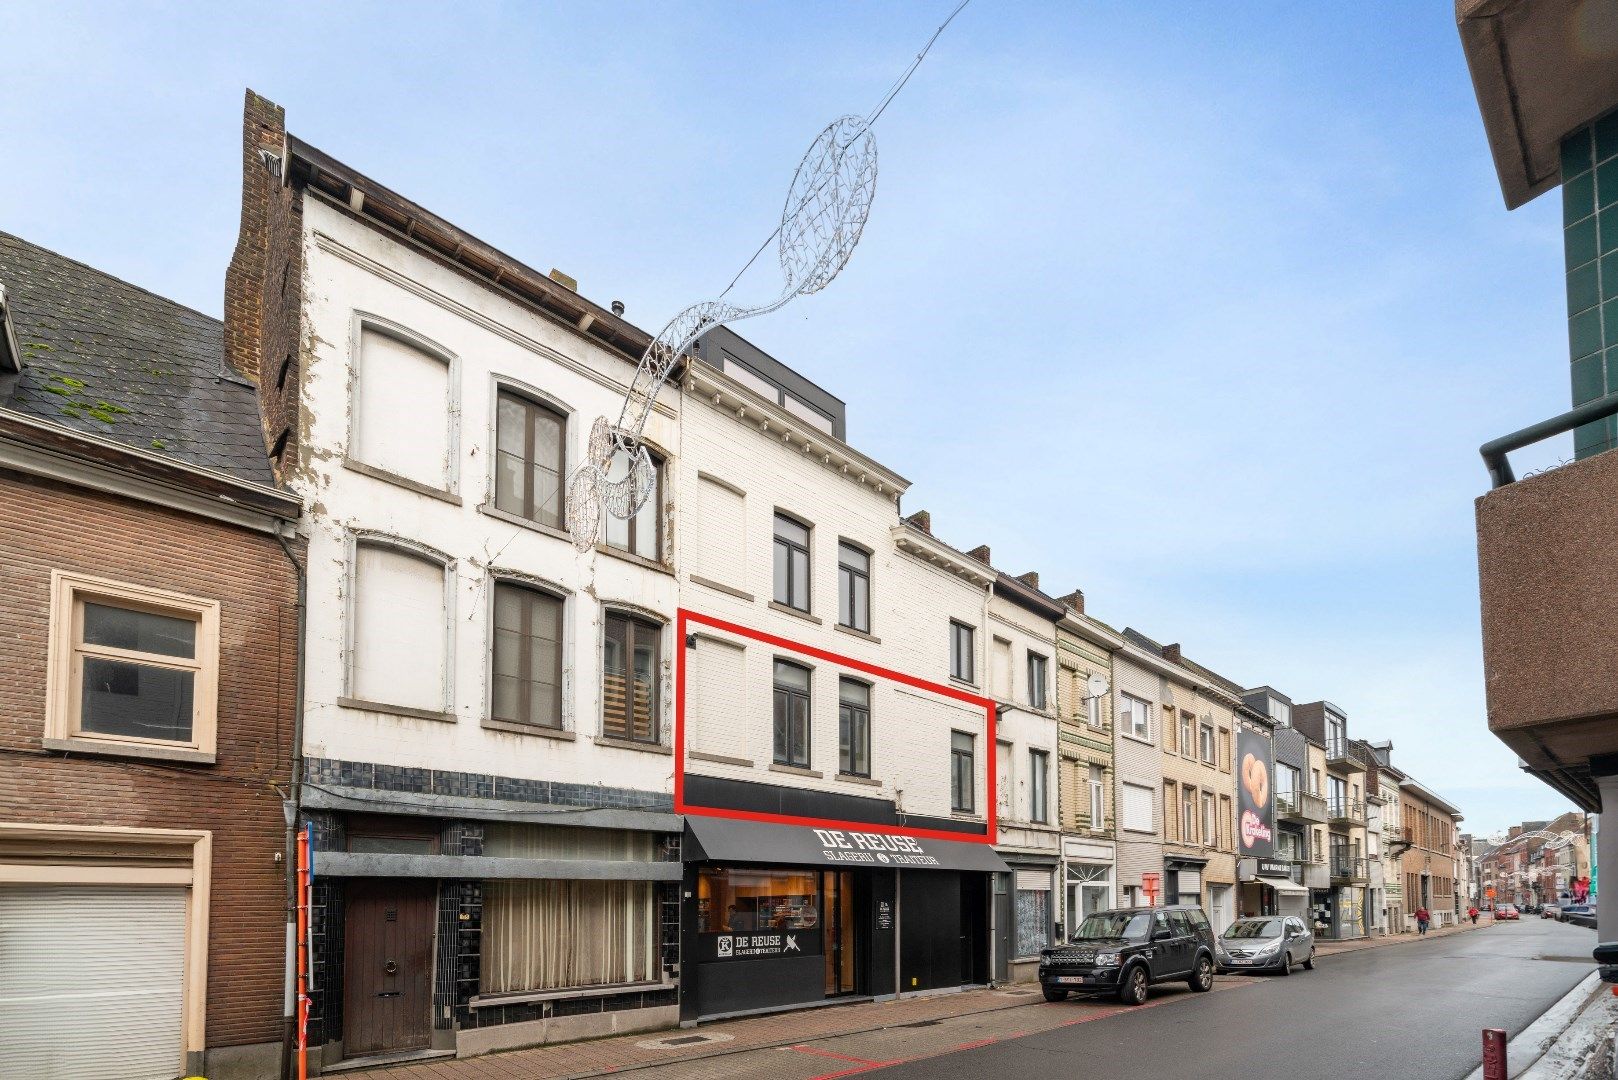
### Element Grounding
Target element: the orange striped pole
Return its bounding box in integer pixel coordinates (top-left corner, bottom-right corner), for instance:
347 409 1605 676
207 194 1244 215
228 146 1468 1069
296 827 311 1080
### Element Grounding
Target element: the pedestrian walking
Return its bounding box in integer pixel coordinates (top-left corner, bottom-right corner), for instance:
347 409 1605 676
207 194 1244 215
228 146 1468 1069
1415 906 1430 935
1468 906 1479 925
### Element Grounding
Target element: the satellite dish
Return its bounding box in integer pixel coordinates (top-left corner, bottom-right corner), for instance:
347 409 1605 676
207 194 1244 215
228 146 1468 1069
1087 674 1109 699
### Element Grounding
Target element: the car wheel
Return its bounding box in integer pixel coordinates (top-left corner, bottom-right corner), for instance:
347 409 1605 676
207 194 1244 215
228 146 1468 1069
1302 948 1315 971
1118 965 1149 1006
1189 955 1214 992
1041 986 1068 1003
1278 952 1292 976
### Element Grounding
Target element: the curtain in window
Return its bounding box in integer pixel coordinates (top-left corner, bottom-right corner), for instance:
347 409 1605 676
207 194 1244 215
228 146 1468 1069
481 880 655 993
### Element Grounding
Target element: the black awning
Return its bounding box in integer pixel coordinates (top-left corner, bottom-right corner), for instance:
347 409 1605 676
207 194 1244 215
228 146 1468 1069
685 815 1010 874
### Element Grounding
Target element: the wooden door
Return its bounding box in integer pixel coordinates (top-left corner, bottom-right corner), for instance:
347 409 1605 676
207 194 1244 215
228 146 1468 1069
343 879 436 1057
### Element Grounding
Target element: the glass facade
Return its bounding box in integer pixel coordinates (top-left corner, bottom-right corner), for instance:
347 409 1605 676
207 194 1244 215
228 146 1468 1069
1563 108 1618 455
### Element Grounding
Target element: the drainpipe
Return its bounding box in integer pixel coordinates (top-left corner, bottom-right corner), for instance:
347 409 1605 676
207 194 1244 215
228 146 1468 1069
274 523 307 1080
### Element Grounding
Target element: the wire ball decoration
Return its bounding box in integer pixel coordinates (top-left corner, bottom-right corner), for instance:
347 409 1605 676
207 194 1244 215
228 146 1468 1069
564 116 880 551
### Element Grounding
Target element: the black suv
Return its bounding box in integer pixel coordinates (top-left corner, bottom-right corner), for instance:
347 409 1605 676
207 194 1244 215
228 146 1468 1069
1038 906 1216 1006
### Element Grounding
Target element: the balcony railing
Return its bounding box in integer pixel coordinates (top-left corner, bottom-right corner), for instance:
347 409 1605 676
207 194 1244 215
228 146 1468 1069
1326 739 1366 773
1328 799 1365 825
1330 855 1369 884
1276 790 1328 824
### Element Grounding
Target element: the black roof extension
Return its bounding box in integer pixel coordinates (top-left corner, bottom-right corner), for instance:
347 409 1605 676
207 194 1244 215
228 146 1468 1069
0 232 273 484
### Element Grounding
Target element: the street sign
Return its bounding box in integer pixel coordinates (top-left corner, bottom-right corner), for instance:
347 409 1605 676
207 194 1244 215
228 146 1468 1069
1485 886 1496 899
1142 872 1161 906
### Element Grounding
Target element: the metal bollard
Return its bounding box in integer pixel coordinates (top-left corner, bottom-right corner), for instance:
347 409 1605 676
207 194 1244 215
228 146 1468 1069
1482 1028 1507 1080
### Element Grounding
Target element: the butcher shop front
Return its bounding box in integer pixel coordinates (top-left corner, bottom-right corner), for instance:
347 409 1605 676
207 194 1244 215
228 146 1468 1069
681 817 1009 1020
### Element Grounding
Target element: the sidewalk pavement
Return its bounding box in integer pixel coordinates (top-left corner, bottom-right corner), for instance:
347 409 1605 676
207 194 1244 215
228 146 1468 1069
1314 919 1483 960
336 922 1481 1080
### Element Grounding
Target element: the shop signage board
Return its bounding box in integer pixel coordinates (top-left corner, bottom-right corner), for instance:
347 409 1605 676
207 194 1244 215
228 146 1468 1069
1236 725 1276 859
1257 858 1293 878
700 930 823 962
684 816 1010 874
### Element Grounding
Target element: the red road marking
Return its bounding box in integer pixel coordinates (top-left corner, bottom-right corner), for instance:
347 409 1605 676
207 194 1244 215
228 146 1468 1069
953 1038 999 1051
792 1046 883 1065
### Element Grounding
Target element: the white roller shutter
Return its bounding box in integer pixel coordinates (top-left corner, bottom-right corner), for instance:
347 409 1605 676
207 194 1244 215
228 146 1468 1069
1177 869 1202 894
0 885 186 1080
1016 869 1051 891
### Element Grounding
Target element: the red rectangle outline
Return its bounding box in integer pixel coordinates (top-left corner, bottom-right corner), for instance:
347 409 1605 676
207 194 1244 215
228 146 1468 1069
674 607 997 844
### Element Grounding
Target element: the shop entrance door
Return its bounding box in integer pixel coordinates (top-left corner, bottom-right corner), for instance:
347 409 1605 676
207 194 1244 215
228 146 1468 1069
822 871 856 996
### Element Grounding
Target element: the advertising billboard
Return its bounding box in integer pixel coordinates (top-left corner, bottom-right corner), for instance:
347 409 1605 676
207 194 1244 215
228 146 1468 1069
1237 726 1275 859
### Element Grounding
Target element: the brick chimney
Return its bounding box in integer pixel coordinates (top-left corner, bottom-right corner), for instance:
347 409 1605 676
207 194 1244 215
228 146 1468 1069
967 545 991 565
904 509 931 535
1059 589 1085 614
1162 643 1182 664
1508 825 1523 840
1016 571 1040 591
223 89 304 479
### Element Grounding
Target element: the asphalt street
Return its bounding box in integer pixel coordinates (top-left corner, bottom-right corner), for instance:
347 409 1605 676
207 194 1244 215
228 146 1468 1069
874 920 1597 1080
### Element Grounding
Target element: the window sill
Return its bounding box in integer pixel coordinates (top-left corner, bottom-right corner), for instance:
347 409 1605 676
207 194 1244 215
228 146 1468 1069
477 502 573 543
689 750 754 767
595 735 673 756
42 735 214 765
833 623 881 645
338 696 456 723
343 457 461 505
1118 731 1155 746
950 811 984 822
594 543 676 577
481 718 575 740
689 574 754 603
768 601 821 626
768 762 823 779
835 772 880 788
469 979 676 1009
949 676 979 691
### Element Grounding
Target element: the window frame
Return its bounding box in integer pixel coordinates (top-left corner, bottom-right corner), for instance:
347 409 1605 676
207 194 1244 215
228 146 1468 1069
838 676 872 778
1029 748 1050 824
1119 692 1152 741
1026 652 1049 711
1201 790 1216 846
1088 764 1105 830
491 383 569 531
347 313 461 497
1181 784 1197 844
603 446 664 561
773 511 812 612
1179 712 1194 757
951 730 976 813
488 578 567 731
344 534 456 717
772 658 813 768
45 571 221 762
1120 781 1154 834
1199 721 1216 765
949 620 976 684
836 540 872 633
602 610 663 744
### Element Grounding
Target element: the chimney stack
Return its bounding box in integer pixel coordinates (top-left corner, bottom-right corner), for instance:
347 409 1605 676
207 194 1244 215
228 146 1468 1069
904 510 931 535
1059 589 1085 614
967 545 991 565
1016 571 1040 591
1162 643 1182 664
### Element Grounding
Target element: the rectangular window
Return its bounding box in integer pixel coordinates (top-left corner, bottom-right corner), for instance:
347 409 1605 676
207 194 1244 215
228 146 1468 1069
1088 764 1105 829
950 621 975 683
46 572 220 757
1179 712 1193 757
354 325 453 491
352 542 447 712
1086 692 1102 730
773 514 811 611
1202 791 1216 846
837 542 870 632
1276 764 1300 806
990 637 1013 699
1164 782 1177 842
838 678 870 777
1120 781 1154 833
951 731 975 813
1199 722 1216 765
1119 693 1151 740
494 390 565 528
773 659 812 767
604 449 661 559
1027 653 1048 710
491 583 563 729
1270 700 1291 726
603 613 659 742
1328 775 1348 816
1030 749 1049 824
1219 796 1231 849
1218 728 1231 770
1181 785 1197 844
482 880 654 992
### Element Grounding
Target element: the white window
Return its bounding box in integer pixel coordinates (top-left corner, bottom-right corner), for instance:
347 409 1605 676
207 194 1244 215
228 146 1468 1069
351 323 455 492
1120 782 1155 834
603 448 661 560
1199 722 1216 764
990 637 1013 699
45 572 221 760
1119 692 1151 740
1088 764 1105 829
349 541 450 714
1086 693 1102 730
1269 699 1291 726
1202 791 1216 845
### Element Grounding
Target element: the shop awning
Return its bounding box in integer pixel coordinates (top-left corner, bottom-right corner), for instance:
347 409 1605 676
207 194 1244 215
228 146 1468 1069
684 815 1009 874
1264 877 1309 897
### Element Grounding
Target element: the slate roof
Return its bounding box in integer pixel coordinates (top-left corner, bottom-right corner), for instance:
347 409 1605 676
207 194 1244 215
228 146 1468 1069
0 231 273 485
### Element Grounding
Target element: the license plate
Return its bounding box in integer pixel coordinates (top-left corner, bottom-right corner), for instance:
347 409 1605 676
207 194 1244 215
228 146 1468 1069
1056 976 1085 985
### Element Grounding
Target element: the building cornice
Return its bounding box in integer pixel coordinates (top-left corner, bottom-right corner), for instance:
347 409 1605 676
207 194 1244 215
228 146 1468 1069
891 523 996 587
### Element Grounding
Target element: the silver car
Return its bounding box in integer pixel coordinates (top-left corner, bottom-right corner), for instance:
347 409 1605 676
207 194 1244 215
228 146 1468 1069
1216 915 1315 975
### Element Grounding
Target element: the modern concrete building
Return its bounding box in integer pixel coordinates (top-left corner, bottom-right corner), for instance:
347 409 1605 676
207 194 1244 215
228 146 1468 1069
1459 0 1618 956
1292 702 1369 939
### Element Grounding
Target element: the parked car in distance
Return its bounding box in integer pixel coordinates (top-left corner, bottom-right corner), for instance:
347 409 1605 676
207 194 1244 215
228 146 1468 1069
1495 903 1520 920
1542 904 1561 920
1217 915 1315 975
1562 904 1596 928
1038 906 1216 1006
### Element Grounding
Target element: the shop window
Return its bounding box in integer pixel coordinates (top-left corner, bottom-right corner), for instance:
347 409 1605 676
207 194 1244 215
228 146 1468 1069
603 612 660 742
773 659 812 768
1014 869 1052 958
697 867 823 933
838 678 870 777
949 621 975 683
951 731 975 813
44 572 220 758
773 513 811 611
491 582 563 729
494 389 565 528
482 880 655 993
837 542 870 632
604 448 661 560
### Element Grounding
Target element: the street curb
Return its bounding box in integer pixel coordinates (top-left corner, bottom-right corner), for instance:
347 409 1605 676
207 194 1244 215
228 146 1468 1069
1460 971 1603 1080
1312 922 1483 962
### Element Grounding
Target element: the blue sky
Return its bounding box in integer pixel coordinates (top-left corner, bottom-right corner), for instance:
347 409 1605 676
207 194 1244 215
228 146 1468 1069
1 2 1580 836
